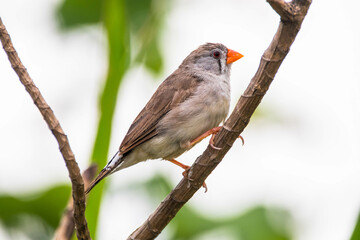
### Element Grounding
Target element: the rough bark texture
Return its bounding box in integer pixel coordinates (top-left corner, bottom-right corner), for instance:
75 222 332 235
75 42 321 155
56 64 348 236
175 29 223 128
0 18 92 240
128 0 312 239
54 165 97 240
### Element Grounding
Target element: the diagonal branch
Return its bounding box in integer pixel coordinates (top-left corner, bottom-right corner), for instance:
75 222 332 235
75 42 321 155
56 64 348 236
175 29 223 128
0 18 91 240
128 0 312 239
54 165 97 240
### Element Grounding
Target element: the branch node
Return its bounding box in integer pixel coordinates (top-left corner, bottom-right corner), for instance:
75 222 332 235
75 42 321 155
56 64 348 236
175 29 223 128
222 125 237 133
264 70 275 81
261 54 283 63
146 219 161 237
169 192 187 204
267 0 296 22
193 161 212 168
276 45 290 56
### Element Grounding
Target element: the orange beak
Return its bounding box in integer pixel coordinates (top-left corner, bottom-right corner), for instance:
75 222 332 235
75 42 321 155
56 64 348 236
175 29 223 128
227 48 243 64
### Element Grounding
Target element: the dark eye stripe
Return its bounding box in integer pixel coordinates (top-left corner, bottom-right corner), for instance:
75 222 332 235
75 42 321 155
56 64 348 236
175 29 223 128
217 58 222 74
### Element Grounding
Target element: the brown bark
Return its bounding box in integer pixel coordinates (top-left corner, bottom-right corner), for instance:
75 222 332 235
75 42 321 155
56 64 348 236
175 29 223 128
0 18 92 240
128 0 312 239
54 165 97 240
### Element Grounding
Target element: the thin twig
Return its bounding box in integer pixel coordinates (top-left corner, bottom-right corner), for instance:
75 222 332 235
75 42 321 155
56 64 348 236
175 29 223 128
0 18 92 240
54 165 97 240
128 0 312 239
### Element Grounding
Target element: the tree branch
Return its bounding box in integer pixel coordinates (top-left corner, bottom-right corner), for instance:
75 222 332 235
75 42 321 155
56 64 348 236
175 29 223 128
54 165 97 240
267 0 296 22
128 0 312 239
0 18 91 240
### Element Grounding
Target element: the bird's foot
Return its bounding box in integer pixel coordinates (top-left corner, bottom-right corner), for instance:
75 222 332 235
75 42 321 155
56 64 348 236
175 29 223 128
190 126 222 149
238 135 245 146
182 167 208 193
167 159 208 192
190 126 245 150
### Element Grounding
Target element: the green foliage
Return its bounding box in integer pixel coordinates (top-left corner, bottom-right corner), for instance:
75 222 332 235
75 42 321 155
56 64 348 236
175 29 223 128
137 36 164 74
0 185 71 239
126 0 168 74
129 174 293 240
86 0 130 236
56 0 103 29
55 0 169 237
350 212 360 240
56 0 168 75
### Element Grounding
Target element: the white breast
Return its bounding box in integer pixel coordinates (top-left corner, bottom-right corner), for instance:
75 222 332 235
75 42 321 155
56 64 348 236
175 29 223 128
160 71 231 143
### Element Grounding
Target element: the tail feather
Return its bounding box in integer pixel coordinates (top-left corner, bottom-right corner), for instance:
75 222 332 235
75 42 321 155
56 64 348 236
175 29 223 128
85 168 112 194
85 151 123 195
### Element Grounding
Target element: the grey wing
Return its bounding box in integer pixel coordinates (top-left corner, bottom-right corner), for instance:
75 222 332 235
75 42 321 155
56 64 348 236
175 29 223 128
119 69 203 155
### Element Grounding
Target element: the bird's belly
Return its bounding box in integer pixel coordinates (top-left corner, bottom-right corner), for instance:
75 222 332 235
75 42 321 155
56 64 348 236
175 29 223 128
174 98 229 140
152 93 230 159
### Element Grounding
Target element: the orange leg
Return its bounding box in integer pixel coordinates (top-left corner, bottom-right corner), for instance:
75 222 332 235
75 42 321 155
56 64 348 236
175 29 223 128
168 159 190 170
190 126 222 150
190 126 245 150
167 159 208 192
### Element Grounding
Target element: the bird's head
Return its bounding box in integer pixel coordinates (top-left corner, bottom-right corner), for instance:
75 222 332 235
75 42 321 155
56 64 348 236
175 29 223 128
181 43 243 75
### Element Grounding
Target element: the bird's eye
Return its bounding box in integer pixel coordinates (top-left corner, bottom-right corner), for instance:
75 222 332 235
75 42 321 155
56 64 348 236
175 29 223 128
212 51 220 59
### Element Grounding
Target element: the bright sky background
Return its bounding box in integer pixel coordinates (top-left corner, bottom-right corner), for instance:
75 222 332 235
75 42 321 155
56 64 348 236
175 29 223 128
0 0 360 239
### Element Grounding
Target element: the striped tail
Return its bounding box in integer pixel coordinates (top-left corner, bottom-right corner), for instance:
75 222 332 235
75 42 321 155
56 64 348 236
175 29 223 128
85 151 123 195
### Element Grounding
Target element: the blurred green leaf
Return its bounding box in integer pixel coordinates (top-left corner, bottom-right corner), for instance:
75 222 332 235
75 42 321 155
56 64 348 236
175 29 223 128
57 0 168 75
350 211 360 240
56 0 103 29
124 0 153 32
129 174 292 240
172 206 291 240
138 36 164 74
86 0 130 237
223 207 291 240
0 185 70 239
130 0 168 75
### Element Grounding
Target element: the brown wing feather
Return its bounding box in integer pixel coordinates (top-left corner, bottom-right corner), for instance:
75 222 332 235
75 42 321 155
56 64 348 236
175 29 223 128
119 68 203 155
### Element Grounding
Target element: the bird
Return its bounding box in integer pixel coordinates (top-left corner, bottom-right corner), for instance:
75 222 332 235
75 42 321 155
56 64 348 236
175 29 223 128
86 43 243 194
